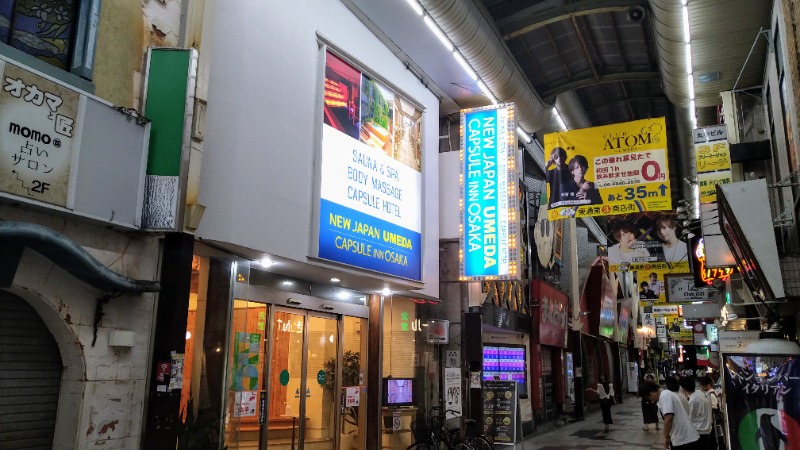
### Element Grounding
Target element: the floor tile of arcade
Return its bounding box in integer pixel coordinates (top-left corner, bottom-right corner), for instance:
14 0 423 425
514 396 663 450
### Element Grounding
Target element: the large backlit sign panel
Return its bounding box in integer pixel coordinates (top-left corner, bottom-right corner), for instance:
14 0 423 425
459 103 520 280
317 52 422 280
543 117 671 219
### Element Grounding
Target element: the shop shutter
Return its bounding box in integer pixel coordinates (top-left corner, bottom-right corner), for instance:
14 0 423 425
0 292 62 449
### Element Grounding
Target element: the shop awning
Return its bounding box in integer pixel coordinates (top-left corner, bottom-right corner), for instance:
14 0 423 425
0 221 160 293
716 180 784 300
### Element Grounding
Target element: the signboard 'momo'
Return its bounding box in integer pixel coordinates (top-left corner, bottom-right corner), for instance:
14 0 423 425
459 103 520 281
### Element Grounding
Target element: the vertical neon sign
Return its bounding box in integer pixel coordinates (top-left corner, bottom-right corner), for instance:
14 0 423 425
459 103 519 280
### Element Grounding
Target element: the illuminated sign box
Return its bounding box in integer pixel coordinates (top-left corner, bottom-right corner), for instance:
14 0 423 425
458 103 520 281
316 51 423 281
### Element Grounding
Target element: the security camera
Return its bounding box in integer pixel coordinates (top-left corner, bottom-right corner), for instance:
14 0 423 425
627 5 646 22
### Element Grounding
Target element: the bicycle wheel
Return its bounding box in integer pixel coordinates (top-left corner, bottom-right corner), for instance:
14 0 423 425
452 443 472 450
407 442 435 450
467 436 494 450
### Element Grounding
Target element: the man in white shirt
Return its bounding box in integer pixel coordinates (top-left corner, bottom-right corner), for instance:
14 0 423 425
640 380 700 449
699 376 720 450
681 377 713 447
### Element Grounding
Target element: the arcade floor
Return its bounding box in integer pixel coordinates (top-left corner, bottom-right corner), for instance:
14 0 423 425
514 396 665 450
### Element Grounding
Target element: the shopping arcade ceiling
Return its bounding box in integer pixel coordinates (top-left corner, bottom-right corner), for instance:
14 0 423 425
346 0 773 207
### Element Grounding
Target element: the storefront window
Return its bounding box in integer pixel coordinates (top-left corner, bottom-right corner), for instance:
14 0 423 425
381 296 441 450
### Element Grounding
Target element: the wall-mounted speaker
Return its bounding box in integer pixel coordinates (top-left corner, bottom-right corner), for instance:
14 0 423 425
627 5 646 22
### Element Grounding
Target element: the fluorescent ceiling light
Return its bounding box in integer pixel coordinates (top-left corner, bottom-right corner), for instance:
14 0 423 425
404 0 423 15
453 51 477 80
689 99 696 115
685 43 692 74
682 5 691 43
330 277 341 283
516 126 531 143
477 80 497 104
687 74 695 99
423 15 453 52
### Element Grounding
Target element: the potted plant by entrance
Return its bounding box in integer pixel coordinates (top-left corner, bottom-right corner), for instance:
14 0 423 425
323 350 361 449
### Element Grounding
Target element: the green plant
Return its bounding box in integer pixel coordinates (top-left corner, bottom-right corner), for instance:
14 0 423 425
177 396 227 450
323 350 361 427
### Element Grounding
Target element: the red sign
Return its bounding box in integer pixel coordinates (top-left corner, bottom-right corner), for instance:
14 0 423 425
533 280 569 348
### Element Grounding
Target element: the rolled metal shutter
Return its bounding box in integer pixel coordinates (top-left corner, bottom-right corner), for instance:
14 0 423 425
0 292 62 449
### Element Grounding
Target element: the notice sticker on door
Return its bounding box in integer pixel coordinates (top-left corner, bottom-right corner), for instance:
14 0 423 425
345 386 360 407
393 410 402 431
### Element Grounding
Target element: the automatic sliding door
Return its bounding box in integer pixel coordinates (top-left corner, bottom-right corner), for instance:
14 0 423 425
305 315 338 449
266 310 306 448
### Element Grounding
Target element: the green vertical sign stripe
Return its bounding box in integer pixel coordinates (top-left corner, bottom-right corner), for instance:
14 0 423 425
144 49 191 176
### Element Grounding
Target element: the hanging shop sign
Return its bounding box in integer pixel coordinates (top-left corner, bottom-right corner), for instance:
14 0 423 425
692 236 735 288
698 170 732 203
318 51 423 280
656 323 667 343
723 354 800 450
718 330 762 353
605 211 690 272
459 103 520 280
532 280 568 348
693 124 731 205
694 139 731 173
664 274 721 302
426 319 450 344
717 180 785 300
616 298 634 343
0 61 79 207
543 117 671 220
693 124 727 143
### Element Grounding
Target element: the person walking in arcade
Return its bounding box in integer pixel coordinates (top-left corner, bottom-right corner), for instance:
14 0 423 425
587 374 615 432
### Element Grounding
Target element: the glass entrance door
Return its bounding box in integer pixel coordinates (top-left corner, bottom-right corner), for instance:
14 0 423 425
225 304 366 450
265 309 307 449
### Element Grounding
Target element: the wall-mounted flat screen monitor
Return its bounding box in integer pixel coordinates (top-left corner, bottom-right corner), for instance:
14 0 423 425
482 344 527 396
383 377 414 406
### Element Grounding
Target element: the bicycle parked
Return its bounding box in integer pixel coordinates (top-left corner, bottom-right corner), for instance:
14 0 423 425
406 403 494 450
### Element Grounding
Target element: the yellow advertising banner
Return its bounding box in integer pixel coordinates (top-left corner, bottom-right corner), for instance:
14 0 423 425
544 118 671 220
698 170 732 203
664 314 693 340
637 266 690 307
694 140 731 173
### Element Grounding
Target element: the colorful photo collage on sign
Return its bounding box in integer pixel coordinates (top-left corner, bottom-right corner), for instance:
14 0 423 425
543 117 671 220
318 51 423 281
323 52 421 172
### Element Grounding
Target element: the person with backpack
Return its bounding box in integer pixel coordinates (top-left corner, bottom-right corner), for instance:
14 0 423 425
699 376 721 450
